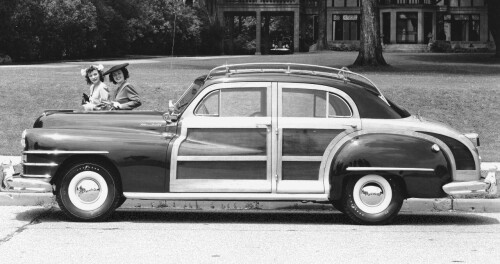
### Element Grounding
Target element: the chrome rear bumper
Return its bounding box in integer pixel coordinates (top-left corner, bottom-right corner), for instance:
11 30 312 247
442 167 498 196
1 162 53 193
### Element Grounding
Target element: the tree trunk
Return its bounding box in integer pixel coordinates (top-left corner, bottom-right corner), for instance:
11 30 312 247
486 0 500 57
353 0 387 66
316 0 327 50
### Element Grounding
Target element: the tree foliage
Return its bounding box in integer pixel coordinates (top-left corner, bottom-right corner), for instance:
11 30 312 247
0 0 211 62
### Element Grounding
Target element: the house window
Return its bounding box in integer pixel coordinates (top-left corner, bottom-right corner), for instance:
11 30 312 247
333 14 360 41
333 0 360 7
396 12 418 43
451 14 480 41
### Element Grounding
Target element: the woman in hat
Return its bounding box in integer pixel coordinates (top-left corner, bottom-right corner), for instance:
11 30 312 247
104 63 141 110
81 64 110 111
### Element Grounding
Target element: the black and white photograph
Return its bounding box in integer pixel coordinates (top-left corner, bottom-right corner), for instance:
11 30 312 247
1 0 499 263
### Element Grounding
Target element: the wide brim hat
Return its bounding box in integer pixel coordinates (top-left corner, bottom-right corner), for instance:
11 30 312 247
103 63 129 75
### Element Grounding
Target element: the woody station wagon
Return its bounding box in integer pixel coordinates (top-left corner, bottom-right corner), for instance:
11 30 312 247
1 63 497 224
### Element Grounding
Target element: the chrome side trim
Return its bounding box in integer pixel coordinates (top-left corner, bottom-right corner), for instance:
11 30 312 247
23 162 58 167
176 156 267 161
124 192 329 201
347 167 434 172
22 174 52 179
23 150 109 154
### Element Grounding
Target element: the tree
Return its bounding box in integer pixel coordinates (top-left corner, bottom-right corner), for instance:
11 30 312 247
486 0 500 57
128 0 203 55
316 0 327 50
353 0 387 67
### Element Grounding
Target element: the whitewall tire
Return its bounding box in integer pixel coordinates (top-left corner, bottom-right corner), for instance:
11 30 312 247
343 174 404 225
56 160 121 221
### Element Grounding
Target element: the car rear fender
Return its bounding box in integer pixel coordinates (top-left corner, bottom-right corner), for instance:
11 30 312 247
322 130 455 200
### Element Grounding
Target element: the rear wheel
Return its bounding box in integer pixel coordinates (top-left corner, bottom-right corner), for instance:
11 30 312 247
342 174 403 225
56 160 121 221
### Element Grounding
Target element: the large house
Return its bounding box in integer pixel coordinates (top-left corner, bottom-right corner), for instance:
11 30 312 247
203 0 492 53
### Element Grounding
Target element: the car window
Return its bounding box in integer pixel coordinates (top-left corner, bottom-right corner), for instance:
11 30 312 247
195 88 267 117
283 88 352 118
283 88 326 117
328 93 352 117
195 90 219 116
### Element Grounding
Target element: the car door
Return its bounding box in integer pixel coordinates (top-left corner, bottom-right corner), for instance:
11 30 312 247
169 82 274 193
276 83 361 193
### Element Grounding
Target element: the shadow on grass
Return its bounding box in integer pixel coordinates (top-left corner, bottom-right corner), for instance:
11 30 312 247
404 53 500 65
19 207 500 226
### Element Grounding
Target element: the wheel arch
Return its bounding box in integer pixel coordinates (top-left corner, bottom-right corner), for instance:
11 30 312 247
52 155 122 193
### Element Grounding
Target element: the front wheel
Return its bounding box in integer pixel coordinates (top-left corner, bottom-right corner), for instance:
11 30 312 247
342 175 404 225
56 160 121 221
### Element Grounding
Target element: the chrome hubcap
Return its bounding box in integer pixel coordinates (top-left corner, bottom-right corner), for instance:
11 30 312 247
75 178 101 203
359 182 385 207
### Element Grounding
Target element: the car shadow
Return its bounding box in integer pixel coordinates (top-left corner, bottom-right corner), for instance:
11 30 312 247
17 207 500 226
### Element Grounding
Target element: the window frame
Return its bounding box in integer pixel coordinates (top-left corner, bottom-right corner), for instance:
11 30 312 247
281 88 354 119
194 90 220 117
328 92 353 118
332 14 360 41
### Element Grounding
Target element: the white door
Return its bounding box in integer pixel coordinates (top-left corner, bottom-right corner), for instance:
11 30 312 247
169 82 274 193
276 83 361 193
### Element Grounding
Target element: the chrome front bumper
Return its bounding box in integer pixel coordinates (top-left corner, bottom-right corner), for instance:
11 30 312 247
442 167 498 196
1 162 53 193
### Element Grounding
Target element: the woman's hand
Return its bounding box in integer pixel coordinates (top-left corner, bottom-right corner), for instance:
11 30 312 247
112 102 121 109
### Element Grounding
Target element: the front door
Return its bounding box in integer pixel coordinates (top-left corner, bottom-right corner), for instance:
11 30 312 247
170 82 273 193
276 83 361 193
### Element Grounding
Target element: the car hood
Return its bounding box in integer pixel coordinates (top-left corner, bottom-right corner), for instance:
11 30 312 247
33 110 167 133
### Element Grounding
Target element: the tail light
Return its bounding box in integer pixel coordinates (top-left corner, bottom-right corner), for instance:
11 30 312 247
464 133 480 148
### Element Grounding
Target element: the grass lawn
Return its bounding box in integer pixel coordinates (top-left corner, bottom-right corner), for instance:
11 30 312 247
1 52 499 162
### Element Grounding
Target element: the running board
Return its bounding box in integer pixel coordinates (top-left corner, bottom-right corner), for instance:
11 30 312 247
124 192 330 202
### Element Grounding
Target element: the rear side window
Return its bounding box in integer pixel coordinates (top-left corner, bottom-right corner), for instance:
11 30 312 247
282 88 352 118
328 93 352 117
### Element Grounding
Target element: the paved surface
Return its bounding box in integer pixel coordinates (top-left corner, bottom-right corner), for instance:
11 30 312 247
0 206 499 264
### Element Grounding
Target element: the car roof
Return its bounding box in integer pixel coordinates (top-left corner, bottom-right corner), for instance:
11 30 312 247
190 63 407 119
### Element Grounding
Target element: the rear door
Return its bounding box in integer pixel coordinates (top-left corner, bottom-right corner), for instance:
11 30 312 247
276 83 361 193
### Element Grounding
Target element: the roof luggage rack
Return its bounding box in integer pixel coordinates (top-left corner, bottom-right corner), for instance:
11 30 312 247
206 63 389 105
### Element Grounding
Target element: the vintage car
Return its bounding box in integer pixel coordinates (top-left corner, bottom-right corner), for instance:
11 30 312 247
1 63 497 224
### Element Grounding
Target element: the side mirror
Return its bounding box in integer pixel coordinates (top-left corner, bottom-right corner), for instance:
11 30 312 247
164 100 178 124
168 100 175 114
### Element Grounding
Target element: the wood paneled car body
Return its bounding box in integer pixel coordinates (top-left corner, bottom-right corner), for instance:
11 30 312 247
2 63 497 224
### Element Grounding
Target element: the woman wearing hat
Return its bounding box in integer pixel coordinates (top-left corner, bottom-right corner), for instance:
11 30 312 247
104 63 141 110
81 64 110 111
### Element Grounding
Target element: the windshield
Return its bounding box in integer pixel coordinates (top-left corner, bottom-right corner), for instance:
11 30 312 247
174 75 206 114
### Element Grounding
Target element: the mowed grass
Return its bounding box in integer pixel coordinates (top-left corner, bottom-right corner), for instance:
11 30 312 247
1 52 499 162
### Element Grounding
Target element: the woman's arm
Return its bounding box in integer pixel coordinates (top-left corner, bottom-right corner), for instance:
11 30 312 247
117 84 141 110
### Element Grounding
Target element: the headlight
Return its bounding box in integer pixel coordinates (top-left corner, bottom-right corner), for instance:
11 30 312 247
464 133 480 147
21 130 27 149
